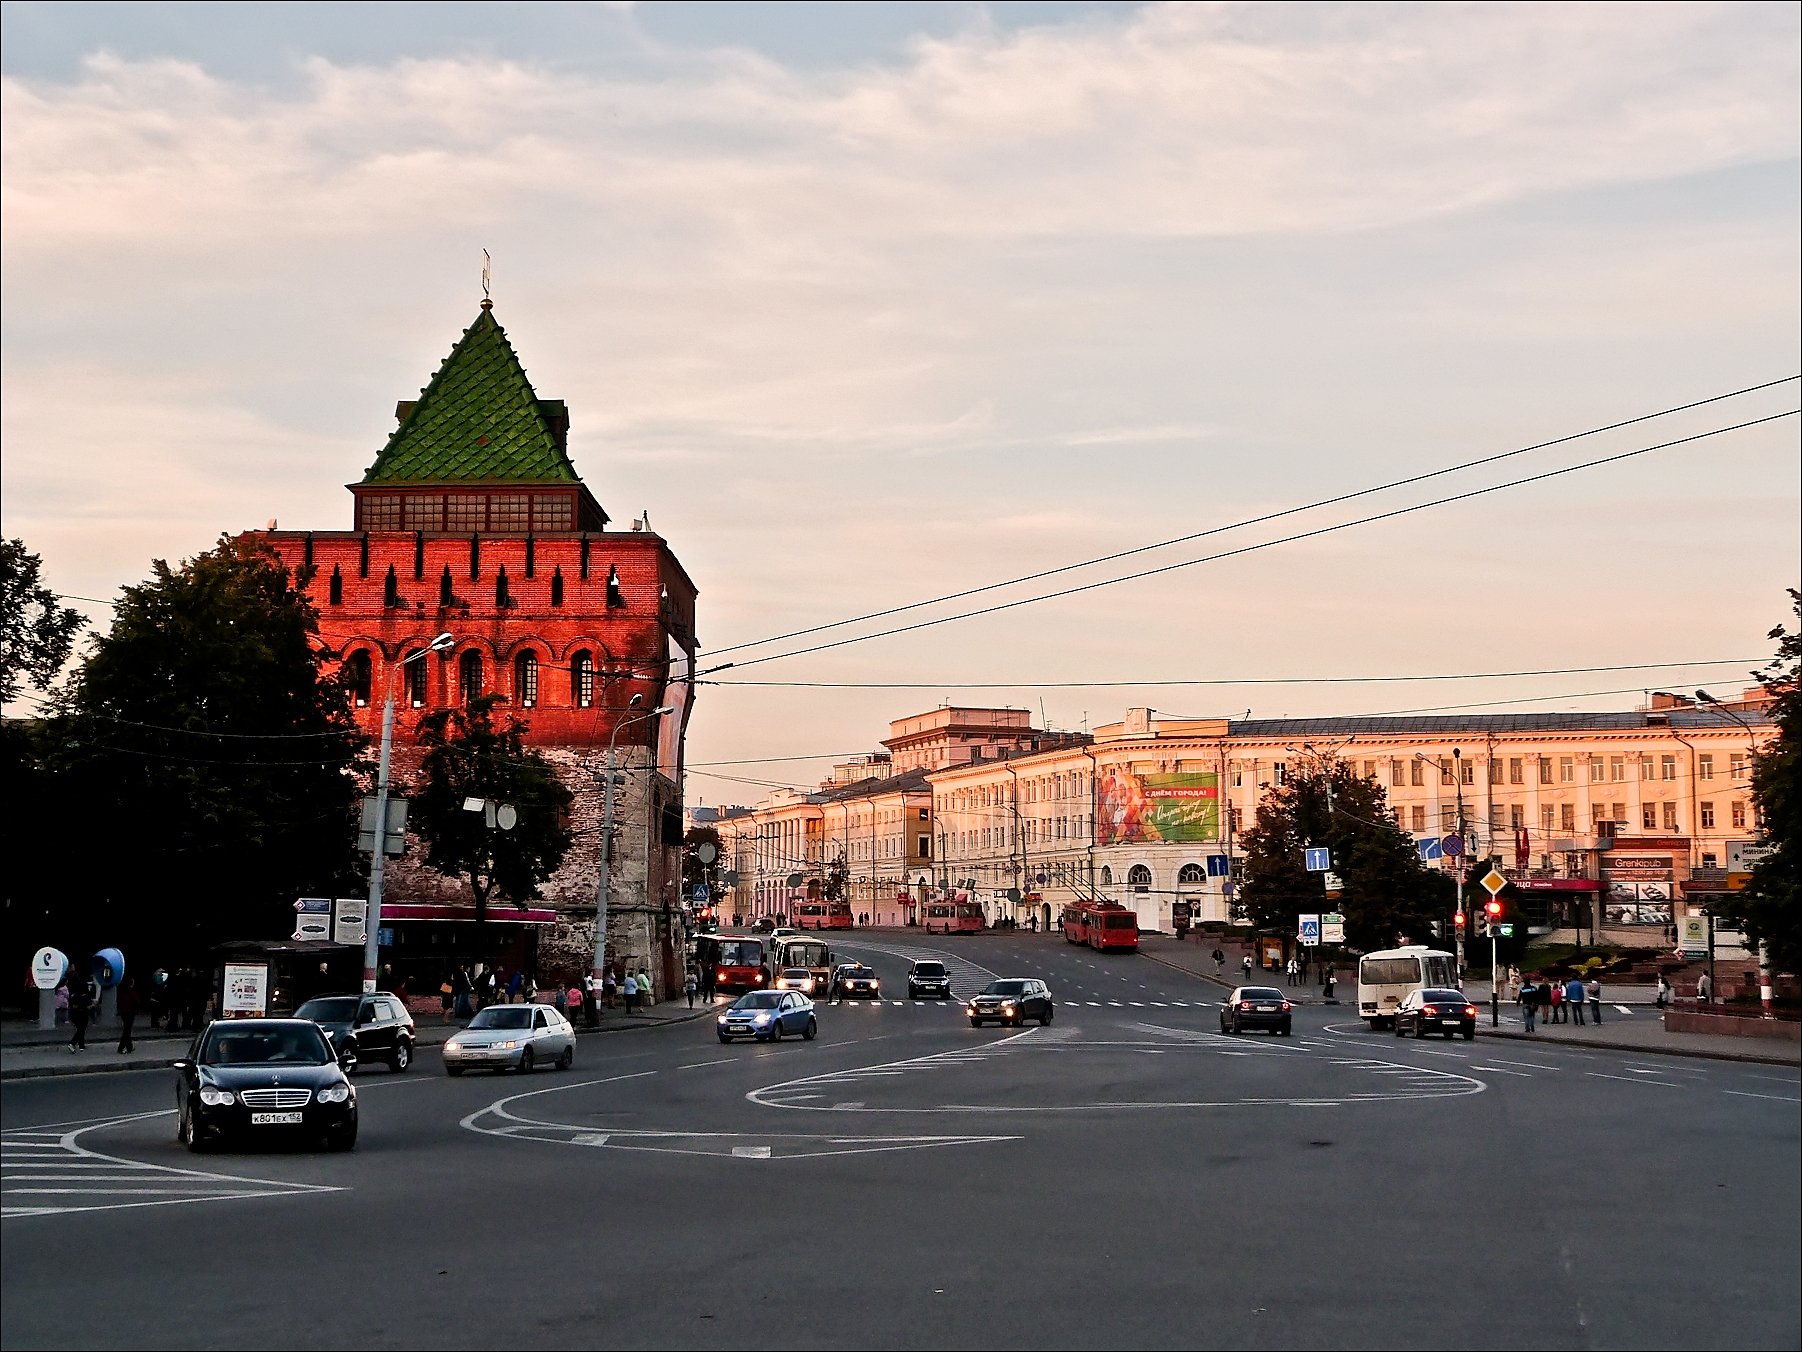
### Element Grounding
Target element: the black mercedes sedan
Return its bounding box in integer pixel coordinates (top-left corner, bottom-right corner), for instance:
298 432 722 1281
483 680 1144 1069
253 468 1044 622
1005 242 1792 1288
173 1018 358 1152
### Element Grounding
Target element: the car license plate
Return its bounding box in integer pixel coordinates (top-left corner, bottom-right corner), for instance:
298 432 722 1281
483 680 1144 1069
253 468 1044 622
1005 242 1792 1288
1257 1004 1277 1012
1441 1018 1461 1025
251 1112 304 1126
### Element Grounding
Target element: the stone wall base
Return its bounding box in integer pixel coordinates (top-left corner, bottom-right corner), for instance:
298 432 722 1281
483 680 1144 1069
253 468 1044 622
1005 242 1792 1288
1664 1009 1801 1041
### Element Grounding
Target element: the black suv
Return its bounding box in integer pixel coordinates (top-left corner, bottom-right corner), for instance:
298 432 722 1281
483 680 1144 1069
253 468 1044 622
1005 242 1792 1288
907 960 953 1000
967 978 1054 1027
295 992 416 1072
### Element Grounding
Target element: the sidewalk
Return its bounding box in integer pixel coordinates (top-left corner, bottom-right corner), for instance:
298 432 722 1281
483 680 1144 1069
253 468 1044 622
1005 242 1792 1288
0 997 719 1082
1137 934 1798 1068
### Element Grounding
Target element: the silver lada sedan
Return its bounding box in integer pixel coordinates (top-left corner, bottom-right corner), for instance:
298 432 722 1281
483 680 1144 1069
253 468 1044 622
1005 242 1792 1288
444 1004 575 1075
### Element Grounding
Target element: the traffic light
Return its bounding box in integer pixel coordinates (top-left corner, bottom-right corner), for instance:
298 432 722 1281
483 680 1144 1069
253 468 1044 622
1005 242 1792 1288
1453 911 1467 934
1482 898 1503 937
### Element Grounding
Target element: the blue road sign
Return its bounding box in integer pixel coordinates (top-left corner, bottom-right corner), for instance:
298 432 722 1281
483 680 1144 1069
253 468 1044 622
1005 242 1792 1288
1304 847 1332 872
691 884 709 902
1206 854 1231 877
376 926 395 947
1299 917 1321 944
1442 834 1465 858
1418 838 1444 861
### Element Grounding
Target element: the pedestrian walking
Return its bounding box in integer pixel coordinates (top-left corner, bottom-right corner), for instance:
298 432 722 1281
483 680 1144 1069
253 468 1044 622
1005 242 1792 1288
552 982 568 1019
439 973 456 1024
67 981 92 1053
1519 977 1538 1032
1586 974 1603 1025
638 970 654 1007
1321 966 1336 1001
622 971 639 1016
1298 952 1310 984
1212 947 1225 978
683 970 698 1009
1241 953 1253 981
1655 974 1672 1009
116 976 141 1053
603 968 618 1008
1696 970 1713 1003
54 982 69 1026
583 971 601 1026
1565 976 1587 1025
1548 980 1564 1023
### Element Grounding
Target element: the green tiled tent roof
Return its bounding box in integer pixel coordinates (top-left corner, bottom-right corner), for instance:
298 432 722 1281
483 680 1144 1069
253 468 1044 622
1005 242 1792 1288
361 303 581 485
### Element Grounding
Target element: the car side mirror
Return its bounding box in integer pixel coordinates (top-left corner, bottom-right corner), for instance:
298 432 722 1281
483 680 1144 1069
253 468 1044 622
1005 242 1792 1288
338 1049 359 1070
171 1059 193 1072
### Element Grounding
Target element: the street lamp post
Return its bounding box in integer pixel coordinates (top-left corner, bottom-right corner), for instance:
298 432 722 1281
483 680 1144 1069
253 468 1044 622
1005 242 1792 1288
365 632 455 993
1417 749 1466 976
590 697 674 1001
1695 690 1773 1018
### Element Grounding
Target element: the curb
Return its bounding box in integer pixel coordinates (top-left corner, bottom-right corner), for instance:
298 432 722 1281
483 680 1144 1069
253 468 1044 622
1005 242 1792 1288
1473 1024 1800 1067
0 1006 719 1083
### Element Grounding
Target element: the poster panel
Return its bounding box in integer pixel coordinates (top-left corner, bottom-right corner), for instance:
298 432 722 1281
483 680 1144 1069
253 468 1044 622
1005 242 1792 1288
1098 769 1219 844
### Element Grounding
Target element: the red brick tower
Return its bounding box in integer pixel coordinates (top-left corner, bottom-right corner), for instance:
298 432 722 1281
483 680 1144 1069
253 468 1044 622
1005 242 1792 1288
256 299 697 993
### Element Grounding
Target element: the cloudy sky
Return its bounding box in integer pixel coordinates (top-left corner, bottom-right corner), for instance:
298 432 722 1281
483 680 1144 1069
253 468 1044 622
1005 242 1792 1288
3 1 1798 803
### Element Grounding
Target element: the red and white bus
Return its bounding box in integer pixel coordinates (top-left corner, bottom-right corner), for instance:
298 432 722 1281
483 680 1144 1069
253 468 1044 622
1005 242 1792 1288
921 899 985 935
1064 901 1140 952
694 934 769 993
793 900 854 930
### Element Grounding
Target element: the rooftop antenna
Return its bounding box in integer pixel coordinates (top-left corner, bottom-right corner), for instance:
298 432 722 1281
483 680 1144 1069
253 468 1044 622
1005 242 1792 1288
481 248 492 309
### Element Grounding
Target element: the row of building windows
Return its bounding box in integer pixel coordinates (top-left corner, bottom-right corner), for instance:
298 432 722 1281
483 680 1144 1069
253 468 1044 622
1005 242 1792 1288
358 492 576 534
341 648 620 709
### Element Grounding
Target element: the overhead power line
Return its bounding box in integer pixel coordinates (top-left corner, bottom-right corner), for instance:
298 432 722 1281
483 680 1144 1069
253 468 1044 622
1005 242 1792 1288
715 409 1798 672
706 376 1798 659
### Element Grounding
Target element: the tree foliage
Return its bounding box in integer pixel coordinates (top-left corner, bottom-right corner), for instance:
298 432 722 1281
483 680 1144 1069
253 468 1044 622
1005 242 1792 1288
0 537 86 705
1718 589 1799 974
43 535 366 953
1236 755 1444 954
822 852 850 905
410 694 573 924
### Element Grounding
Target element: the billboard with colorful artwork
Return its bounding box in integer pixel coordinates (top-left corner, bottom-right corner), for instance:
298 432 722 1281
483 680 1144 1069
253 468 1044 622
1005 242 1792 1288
1097 769 1220 844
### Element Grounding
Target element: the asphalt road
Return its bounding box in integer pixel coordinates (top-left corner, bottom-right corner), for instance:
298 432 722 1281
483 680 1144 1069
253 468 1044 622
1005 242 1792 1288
2 933 1797 1351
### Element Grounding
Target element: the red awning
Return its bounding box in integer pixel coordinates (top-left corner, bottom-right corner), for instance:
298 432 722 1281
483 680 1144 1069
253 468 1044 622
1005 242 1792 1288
381 903 558 925
1511 879 1601 892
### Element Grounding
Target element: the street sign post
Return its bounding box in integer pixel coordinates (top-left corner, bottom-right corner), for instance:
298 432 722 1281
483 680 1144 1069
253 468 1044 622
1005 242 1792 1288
1321 912 1344 944
1304 847 1332 872
1322 871 1343 898
333 898 368 947
1298 915 1321 947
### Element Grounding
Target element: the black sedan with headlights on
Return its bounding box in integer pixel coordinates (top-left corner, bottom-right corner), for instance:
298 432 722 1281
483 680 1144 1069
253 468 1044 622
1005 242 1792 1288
1394 987 1479 1040
1219 986 1292 1036
173 1018 358 1152
832 963 881 1000
966 978 1054 1027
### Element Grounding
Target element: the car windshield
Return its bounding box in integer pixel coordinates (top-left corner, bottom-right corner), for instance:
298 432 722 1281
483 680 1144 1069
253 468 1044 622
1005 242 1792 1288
913 963 946 976
846 967 873 978
203 1024 332 1066
295 997 358 1022
718 941 762 965
1420 989 1467 1003
983 980 1029 996
1240 988 1284 1000
467 1007 534 1030
735 992 783 1009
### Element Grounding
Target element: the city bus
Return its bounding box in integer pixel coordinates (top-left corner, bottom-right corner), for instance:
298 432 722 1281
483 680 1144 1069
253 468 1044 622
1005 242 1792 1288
792 900 854 930
921 899 985 935
768 934 834 996
1062 903 1092 945
1357 946 1458 1029
694 934 770 995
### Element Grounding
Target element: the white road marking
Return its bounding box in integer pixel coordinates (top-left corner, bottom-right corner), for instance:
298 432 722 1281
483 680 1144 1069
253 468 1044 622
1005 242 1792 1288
1470 1065 1534 1077
1723 1090 1802 1103
677 1058 735 1070
1587 1072 1679 1089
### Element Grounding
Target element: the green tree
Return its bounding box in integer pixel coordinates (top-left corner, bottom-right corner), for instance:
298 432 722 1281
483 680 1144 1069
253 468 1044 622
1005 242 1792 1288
410 694 573 925
45 535 366 954
1236 754 1443 954
0 537 86 705
1717 590 1799 973
822 852 850 905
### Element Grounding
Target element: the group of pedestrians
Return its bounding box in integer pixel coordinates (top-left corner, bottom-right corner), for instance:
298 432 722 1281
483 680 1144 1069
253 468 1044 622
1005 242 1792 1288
1515 973 1603 1032
1281 954 1313 987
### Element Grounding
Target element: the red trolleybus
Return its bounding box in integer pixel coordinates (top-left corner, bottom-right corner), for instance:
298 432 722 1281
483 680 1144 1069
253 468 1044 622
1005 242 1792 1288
922 900 985 935
1086 903 1141 953
793 900 854 930
1062 903 1092 945
694 934 769 994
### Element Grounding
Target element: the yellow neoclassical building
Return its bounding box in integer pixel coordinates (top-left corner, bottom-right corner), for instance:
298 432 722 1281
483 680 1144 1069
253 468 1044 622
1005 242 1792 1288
714 692 1771 939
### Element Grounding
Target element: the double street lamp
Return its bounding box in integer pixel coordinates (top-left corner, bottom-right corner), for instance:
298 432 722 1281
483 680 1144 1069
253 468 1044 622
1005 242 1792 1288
590 696 674 997
1415 749 1467 973
364 632 455 993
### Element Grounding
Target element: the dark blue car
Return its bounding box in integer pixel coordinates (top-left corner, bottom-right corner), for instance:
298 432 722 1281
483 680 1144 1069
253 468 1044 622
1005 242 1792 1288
718 990 818 1042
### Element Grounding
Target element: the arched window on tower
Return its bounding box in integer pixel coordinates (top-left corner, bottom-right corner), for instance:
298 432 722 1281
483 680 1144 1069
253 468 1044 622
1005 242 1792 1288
459 650 483 705
343 650 372 708
515 650 539 708
1100 866 1114 887
403 649 428 708
571 651 595 708
1128 865 1152 888
1178 863 1205 885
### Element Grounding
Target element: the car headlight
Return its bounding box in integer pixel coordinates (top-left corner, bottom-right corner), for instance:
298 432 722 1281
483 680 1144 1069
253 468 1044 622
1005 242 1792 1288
446 1037 463 1051
199 1087 235 1107
500 1040 518 1050
317 1083 352 1104
753 1012 771 1024
717 1016 729 1025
